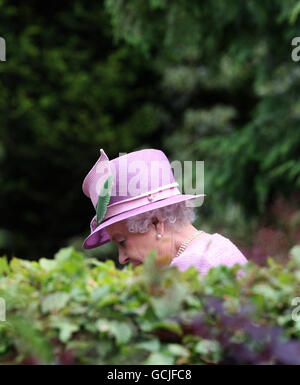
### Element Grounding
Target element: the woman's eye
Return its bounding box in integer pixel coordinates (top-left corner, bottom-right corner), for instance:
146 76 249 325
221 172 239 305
119 240 126 248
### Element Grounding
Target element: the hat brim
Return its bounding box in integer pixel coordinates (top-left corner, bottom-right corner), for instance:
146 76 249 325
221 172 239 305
82 194 206 249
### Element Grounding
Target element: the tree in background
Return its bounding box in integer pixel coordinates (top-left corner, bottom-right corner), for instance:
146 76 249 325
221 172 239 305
0 1 166 259
105 0 300 220
1 0 300 260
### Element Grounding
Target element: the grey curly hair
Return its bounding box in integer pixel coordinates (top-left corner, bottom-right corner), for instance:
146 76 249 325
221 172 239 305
125 201 196 233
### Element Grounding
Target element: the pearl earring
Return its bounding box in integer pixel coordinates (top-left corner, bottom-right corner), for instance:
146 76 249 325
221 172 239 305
156 233 162 240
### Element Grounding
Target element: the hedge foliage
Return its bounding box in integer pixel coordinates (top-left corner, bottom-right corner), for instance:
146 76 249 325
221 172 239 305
1 246 300 364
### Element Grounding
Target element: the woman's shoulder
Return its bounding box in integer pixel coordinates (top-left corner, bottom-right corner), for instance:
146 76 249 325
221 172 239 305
207 232 247 261
191 231 246 255
170 231 248 274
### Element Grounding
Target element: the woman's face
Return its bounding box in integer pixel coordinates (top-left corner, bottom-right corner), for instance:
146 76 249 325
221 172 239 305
106 219 173 266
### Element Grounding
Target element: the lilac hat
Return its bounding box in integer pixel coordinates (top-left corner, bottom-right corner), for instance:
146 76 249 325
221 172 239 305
82 148 205 249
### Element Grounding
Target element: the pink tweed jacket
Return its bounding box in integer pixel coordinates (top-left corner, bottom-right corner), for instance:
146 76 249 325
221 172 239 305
170 232 248 276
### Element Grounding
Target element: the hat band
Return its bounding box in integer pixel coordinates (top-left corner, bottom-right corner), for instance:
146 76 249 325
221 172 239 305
90 182 181 230
104 182 181 220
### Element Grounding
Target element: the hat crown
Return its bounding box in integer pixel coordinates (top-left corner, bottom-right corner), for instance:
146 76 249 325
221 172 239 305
109 149 175 205
82 149 176 210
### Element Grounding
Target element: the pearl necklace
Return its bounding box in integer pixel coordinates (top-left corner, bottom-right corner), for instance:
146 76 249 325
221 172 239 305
175 230 204 259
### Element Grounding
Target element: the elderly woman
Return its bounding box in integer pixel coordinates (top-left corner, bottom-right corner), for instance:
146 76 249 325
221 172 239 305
82 149 247 275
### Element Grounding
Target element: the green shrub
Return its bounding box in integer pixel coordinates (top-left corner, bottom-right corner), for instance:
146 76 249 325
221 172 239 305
0 246 300 364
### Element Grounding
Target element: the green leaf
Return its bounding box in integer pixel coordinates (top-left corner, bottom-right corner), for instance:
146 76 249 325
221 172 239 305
141 320 182 335
144 352 174 365
58 322 79 343
110 321 132 345
96 174 114 225
96 318 111 332
0 257 10 275
54 247 74 262
42 292 70 313
194 339 220 355
290 2 300 24
9 315 53 364
136 338 160 352
96 319 132 345
49 315 80 343
167 343 189 357
290 245 300 264
39 258 57 272
150 283 188 318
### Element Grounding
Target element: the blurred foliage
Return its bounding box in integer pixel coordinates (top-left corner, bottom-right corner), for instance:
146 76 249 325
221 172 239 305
1 246 300 364
1 0 300 259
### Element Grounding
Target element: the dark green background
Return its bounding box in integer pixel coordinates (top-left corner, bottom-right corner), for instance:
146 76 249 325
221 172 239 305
1 0 300 260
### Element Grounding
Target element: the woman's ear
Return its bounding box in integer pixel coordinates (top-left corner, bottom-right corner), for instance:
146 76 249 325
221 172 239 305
151 217 165 236
157 220 165 236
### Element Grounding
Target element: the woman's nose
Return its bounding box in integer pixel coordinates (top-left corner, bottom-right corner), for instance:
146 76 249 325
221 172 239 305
118 250 129 265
